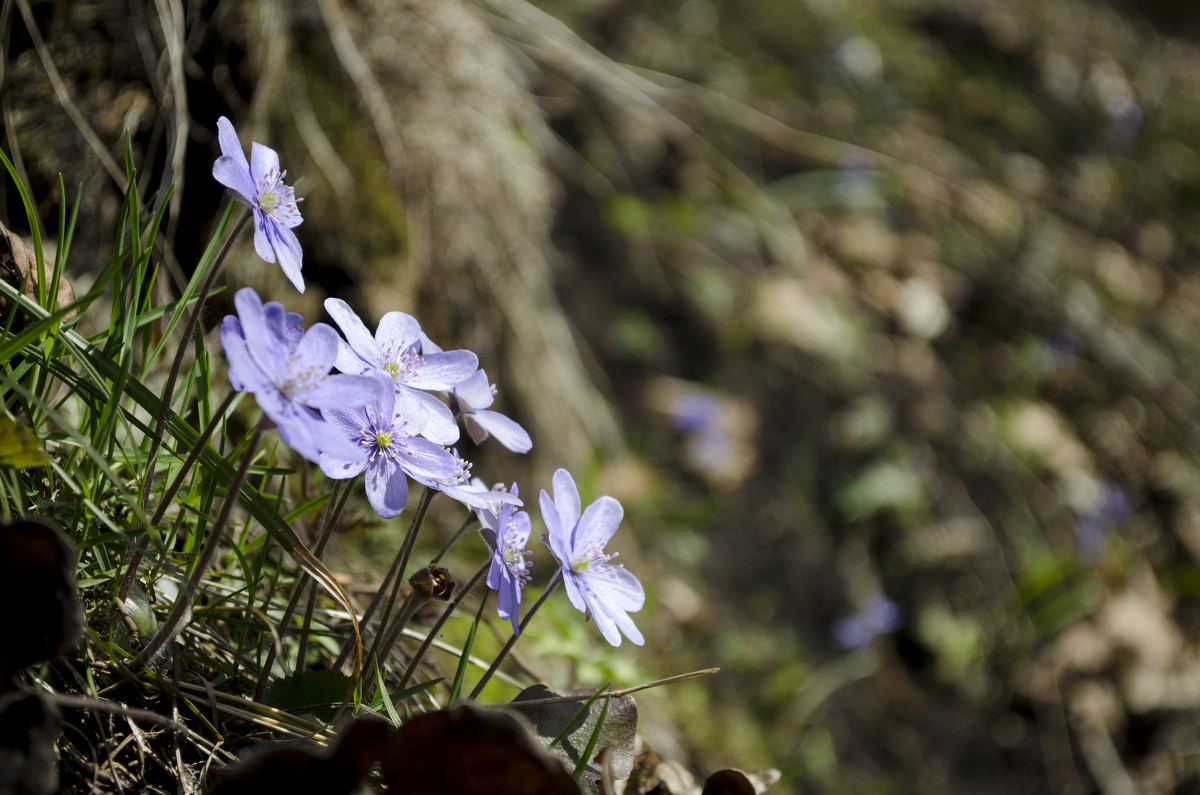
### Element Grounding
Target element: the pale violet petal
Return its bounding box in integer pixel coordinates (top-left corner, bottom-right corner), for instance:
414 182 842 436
453 370 494 409
325 299 381 365
404 350 479 391
272 225 305 293
552 469 582 531
249 141 281 184
303 373 387 410
367 461 408 519
575 496 623 551
252 213 277 263
470 410 532 453
375 311 422 351
411 390 459 444
319 451 367 481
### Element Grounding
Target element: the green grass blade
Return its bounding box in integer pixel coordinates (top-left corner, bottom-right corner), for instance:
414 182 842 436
449 590 489 706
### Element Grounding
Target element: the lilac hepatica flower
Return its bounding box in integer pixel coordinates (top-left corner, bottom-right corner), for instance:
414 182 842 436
220 288 386 463
541 469 644 647
319 374 458 518
476 483 532 634
324 299 477 444
212 117 305 293
410 451 521 511
831 595 903 650
448 370 532 453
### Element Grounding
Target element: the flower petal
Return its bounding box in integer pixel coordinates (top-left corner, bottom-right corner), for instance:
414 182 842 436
290 323 340 376
325 299 381 366
404 350 479 391
322 405 369 440
574 496 623 551
560 570 591 617
396 437 458 480
469 410 532 454
375 311 422 351
304 373 388 411
212 118 255 204
539 489 573 567
235 289 288 381
410 390 459 444
366 459 409 519
249 141 281 184
453 370 494 409
319 451 367 481
252 212 277 264
551 469 582 531
270 225 305 293
590 565 645 612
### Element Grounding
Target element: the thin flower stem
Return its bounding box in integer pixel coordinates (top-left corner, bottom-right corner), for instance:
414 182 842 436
333 487 435 672
138 419 264 665
148 390 238 528
396 559 490 694
253 478 356 698
432 516 477 565
119 209 251 604
296 478 357 670
467 575 562 701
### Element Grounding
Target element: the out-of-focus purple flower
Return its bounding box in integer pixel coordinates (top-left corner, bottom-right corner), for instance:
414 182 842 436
409 451 521 511
220 288 386 463
1074 479 1132 562
541 469 645 647
447 370 532 454
318 374 457 518
666 390 722 435
476 483 532 634
323 299 477 444
832 595 903 650
212 117 305 293
1045 329 1083 370
1107 96 1143 139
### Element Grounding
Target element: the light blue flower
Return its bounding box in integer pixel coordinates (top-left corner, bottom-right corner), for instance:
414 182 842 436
220 288 385 463
541 469 644 647
409 452 520 511
212 117 305 293
324 299 477 445
448 370 532 453
831 595 902 650
318 374 458 519
476 483 532 634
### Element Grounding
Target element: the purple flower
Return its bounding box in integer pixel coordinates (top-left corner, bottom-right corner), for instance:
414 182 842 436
409 452 521 511
476 483 532 634
318 374 458 518
220 288 386 464
540 469 644 647
1074 479 1132 562
832 595 902 650
324 299 478 444
212 117 305 293
448 370 532 453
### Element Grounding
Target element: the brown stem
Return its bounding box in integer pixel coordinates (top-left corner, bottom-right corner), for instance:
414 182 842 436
333 487 435 672
467 575 561 700
395 559 490 694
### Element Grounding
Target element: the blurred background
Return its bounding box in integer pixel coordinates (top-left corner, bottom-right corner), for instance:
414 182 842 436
7 0 1200 791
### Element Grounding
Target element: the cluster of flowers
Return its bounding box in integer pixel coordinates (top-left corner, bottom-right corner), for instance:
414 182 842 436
213 117 644 646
